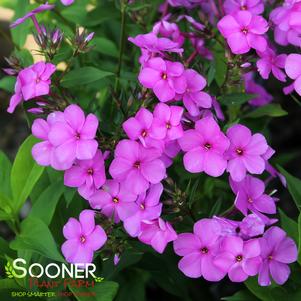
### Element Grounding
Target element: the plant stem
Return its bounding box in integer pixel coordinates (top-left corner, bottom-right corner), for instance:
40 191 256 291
114 0 127 92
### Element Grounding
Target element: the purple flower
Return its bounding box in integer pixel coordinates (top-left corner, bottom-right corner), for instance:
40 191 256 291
258 226 297 286
89 180 137 223
122 107 163 149
180 69 212 117
138 57 186 102
226 124 269 181
257 48 287 82
217 11 268 54
64 150 106 200
61 0 74 5
10 2 54 33
285 54 301 96
152 20 184 47
109 140 166 195
62 210 107 264
173 219 226 281
214 236 262 282
178 117 230 177
123 183 163 237
160 140 181 168
139 218 177 254
48 104 99 169
231 175 277 216
32 111 70 170
150 103 184 141
244 72 273 106
129 33 183 65
224 0 264 15
8 62 56 113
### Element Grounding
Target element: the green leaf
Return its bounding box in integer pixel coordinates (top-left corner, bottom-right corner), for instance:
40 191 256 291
69 281 119 301
245 104 287 118
0 279 21 290
0 237 16 259
222 290 259 301
61 67 113 88
0 77 16 93
277 166 301 211
92 37 119 58
279 209 298 244
212 42 227 87
218 93 257 106
0 151 12 198
29 180 65 226
10 136 45 213
10 217 64 262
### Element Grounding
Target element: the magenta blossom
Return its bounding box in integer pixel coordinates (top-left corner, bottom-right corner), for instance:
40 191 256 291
32 111 72 170
285 54 301 96
214 236 262 282
10 2 54 32
258 226 297 286
139 218 177 254
8 62 56 113
231 175 277 216
178 117 230 177
224 0 264 15
64 150 106 200
150 103 184 141
48 104 99 169
180 69 212 117
217 11 268 54
61 0 74 5
109 140 166 195
152 20 184 47
138 57 186 102
226 124 269 181
89 180 137 223
122 107 163 149
160 140 181 168
174 219 226 281
62 210 107 264
244 72 273 106
129 33 183 64
123 183 163 237
257 48 287 82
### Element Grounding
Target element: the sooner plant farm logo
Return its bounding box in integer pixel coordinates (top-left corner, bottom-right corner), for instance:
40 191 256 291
4 258 104 294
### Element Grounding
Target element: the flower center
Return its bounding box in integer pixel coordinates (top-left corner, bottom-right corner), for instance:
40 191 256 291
236 255 243 262
80 235 86 244
36 77 41 83
204 143 211 151
268 255 273 260
140 204 145 210
247 197 253 203
75 132 81 140
113 197 119 203
87 168 94 175
201 247 209 254
162 73 167 80
166 122 171 129
134 161 141 169
236 148 244 156
241 28 248 35
141 130 147 137
241 5 247 10
235 226 241 234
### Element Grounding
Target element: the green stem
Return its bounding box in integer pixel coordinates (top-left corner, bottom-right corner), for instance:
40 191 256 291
114 0 127 92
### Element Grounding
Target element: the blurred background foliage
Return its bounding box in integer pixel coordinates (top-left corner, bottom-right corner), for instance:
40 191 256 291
0 0 301 300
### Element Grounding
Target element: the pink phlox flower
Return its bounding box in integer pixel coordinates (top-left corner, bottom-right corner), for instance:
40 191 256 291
8 62 56 113
226 124 269 181
61 210 107 264
109 140 166 194
64 150 106 200
217 11 268 54
123 183 163 237
258 226 297 286
224 0 264 15
285 53 301 96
